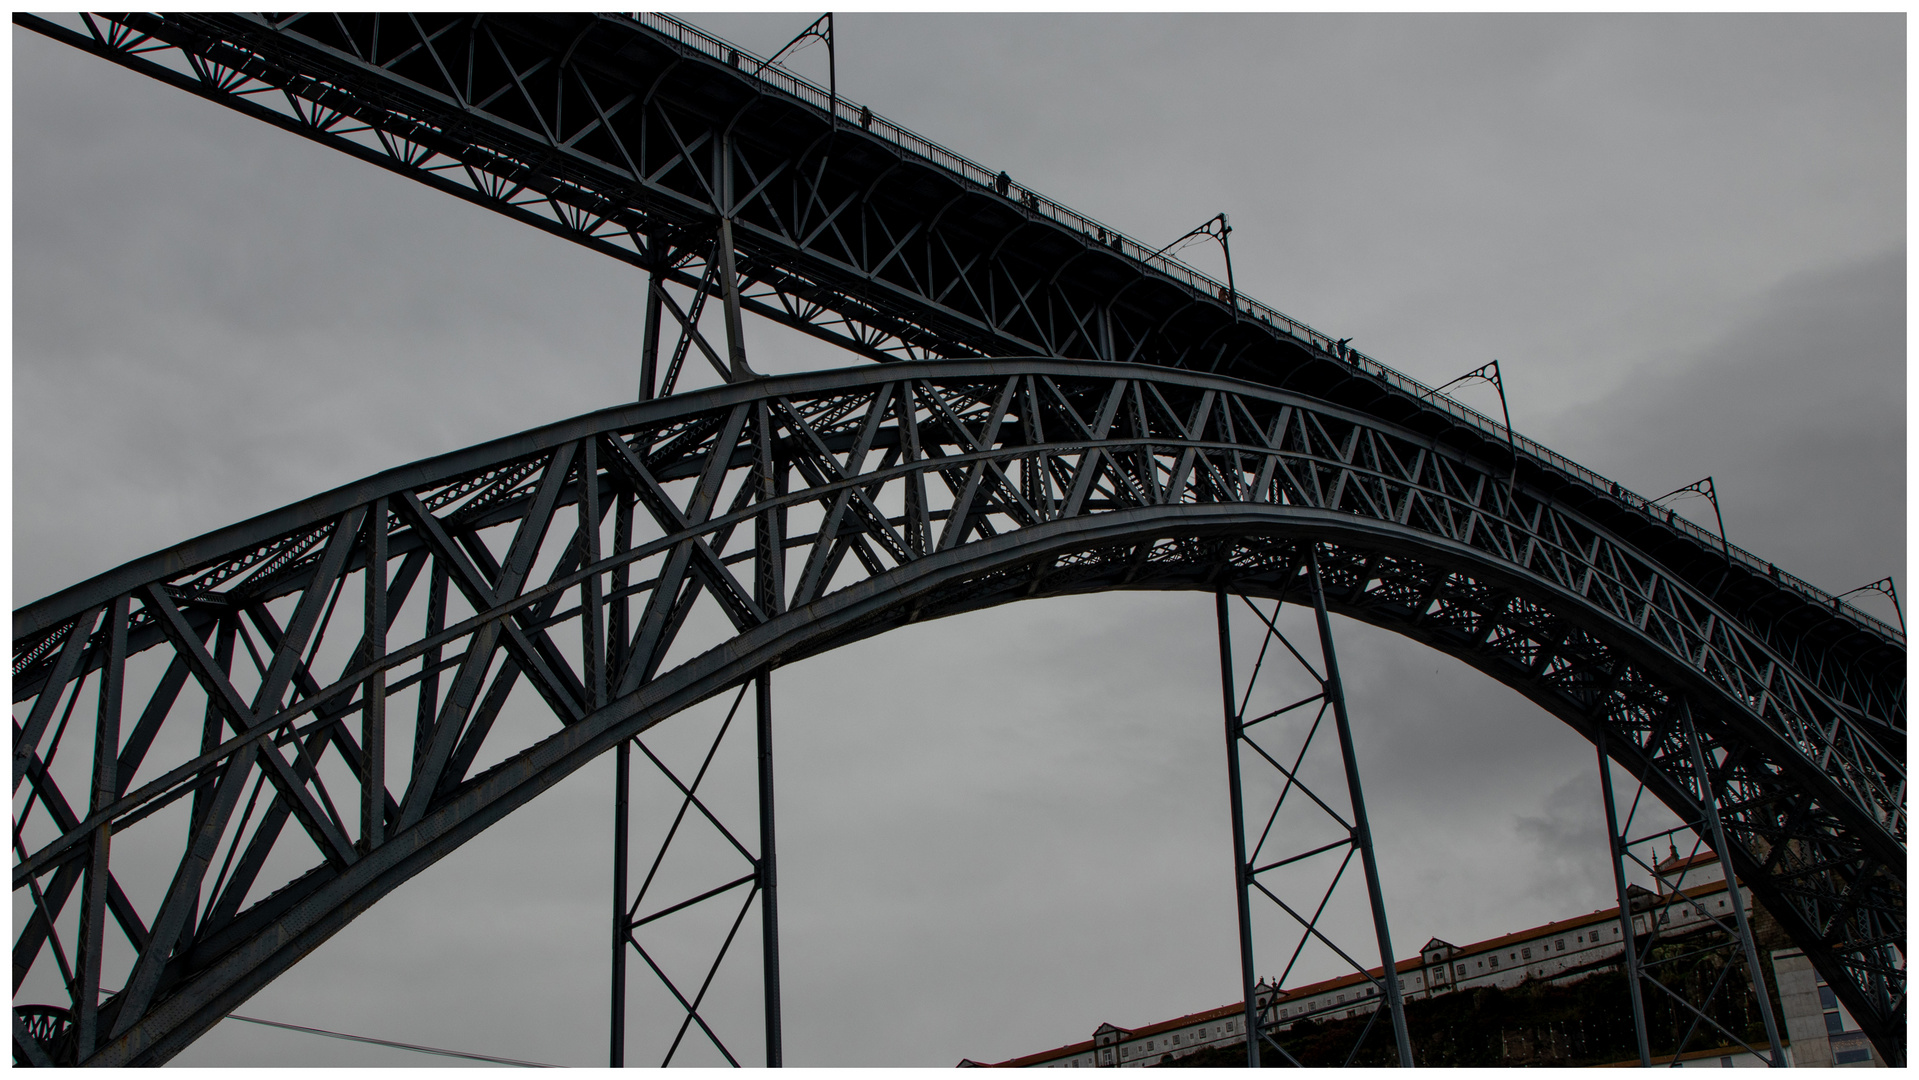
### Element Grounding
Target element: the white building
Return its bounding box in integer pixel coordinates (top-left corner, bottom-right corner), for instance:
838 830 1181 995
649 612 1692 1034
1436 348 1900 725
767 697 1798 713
966 852 1883 1067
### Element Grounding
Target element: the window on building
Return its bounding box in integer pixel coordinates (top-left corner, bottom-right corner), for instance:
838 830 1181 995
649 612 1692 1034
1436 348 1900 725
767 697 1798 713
1455 964 1466 976
1555 939 1565 951
1521 947 1532 960
1488 955 1499 969
1819 983 1849 1036
1226 1021 1235 1033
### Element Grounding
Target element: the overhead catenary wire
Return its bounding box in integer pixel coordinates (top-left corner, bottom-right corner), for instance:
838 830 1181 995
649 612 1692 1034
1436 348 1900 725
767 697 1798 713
221 1012 560 1068
77 986 559 1067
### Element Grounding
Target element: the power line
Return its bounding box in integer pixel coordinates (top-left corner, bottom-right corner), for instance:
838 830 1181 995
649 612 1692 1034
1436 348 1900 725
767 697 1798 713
224 1012 558 1068
87 987 558 1067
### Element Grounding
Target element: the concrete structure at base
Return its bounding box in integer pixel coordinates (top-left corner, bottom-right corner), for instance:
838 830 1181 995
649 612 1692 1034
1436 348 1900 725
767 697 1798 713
962 853 1887 1068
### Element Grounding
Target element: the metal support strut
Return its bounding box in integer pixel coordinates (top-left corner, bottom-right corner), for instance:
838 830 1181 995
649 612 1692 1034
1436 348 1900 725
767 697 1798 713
756 672 782 1067
610 740 631 1067
1217 589 1263 1067
1215 546 1412 1067
608 670 783 1066
1306 552 1415 1068
1597 701 1787 1067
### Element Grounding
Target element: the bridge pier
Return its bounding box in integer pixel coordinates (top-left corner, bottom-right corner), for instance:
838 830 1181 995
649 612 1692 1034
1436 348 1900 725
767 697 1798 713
1597 703 1788 1067
608 669 783 1067
1215 545 1413 1067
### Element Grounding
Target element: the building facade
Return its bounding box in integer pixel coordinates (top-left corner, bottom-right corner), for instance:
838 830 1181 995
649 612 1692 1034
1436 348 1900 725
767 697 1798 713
966 853 1884 1068
1769 947 1886 1067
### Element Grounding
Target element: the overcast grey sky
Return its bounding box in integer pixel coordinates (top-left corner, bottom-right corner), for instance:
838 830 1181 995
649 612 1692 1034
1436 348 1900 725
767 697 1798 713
12 13 1904 1069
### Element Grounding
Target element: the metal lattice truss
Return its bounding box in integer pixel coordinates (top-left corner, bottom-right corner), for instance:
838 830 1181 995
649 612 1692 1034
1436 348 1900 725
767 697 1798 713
19 10 1896 660
12 361 1904 1064
23 10 1117 368
1218 579 1412 1067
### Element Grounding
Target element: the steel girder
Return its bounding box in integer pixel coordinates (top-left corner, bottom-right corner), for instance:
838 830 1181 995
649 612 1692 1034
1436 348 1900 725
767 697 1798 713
11 361 1904 1065
13 13 1903 690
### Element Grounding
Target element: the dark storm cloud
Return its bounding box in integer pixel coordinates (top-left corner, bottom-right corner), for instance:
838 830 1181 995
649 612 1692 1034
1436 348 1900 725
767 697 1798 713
1550 248 1905 597
11 13 1901 1068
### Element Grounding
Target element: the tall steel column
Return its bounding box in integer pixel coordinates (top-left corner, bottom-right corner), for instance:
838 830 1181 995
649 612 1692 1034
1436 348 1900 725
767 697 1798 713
1681 701 1786 1067
610 739 631 1067
1215 546 1412 1067
1215 588 1263 1068
1304 548 1413 1067
756 672 783 1067
1596 726 1653 1067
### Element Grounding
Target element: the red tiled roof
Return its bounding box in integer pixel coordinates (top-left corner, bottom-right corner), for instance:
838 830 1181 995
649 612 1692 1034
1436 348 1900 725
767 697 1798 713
982 1002 1248 1067
1420 879 1732 968
987 1039 1095 1069
1117 1001 1250 1040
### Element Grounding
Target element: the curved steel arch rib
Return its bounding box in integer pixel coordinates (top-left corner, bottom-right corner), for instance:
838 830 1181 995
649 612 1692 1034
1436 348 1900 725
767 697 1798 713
11 361 1905 1065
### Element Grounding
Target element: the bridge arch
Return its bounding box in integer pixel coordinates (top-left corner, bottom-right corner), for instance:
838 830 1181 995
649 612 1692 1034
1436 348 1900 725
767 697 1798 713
12 359 1901 1065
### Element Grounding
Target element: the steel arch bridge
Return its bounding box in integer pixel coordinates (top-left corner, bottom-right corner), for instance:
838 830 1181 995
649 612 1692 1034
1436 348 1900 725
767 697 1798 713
12 12 1903 1068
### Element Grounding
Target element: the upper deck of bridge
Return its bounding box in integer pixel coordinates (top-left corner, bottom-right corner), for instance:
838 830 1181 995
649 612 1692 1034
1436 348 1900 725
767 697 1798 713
14 12 1902 660
626 11 1900 648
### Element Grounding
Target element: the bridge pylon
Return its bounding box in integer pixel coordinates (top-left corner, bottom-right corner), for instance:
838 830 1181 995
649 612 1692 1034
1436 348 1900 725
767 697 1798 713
1216 546 1413 1067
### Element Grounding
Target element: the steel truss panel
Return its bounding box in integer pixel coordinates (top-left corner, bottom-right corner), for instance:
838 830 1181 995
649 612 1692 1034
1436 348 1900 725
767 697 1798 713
12 12 1902 695
11 361 1903 1065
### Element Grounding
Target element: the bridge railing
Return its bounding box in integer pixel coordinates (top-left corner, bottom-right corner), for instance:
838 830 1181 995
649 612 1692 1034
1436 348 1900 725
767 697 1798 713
624 12 1898 642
